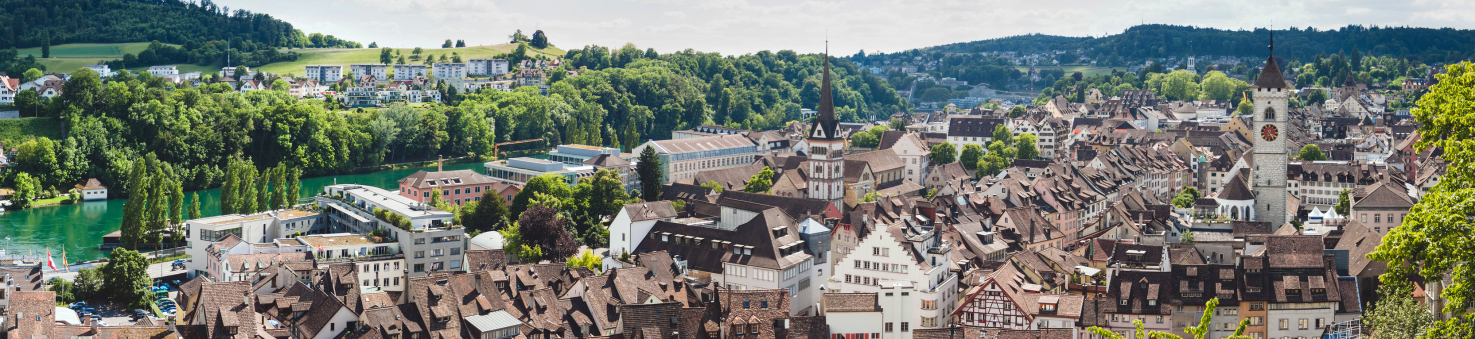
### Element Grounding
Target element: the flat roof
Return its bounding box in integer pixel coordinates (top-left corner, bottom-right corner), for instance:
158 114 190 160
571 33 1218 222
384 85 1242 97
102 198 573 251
297 233 387 247
276 210 320 219
330 184 453 219
208 213 273 225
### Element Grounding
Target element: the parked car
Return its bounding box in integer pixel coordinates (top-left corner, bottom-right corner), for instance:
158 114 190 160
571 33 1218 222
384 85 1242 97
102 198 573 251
69 302 87 310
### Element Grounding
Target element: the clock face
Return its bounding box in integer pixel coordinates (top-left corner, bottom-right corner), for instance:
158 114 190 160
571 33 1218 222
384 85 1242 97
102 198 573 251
1261 125 1279 142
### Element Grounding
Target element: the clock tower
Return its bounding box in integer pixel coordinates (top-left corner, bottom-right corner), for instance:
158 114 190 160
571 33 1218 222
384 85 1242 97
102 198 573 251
1252 34 1290 230
807 43 845 202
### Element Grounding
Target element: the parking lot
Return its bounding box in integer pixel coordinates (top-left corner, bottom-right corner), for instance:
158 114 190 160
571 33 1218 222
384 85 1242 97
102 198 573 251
68 282 181 326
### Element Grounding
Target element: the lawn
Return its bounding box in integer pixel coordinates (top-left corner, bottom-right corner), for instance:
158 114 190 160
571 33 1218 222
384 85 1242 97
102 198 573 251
0 117 63 146
21 42 564 78
255 43 565 75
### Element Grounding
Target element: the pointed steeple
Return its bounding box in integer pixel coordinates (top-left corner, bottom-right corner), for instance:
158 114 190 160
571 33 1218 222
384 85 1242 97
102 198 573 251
811 41 840 140
1254 30 1288 89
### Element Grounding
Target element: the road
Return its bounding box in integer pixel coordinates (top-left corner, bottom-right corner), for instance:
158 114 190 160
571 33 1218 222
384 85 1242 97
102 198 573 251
42 260 187 282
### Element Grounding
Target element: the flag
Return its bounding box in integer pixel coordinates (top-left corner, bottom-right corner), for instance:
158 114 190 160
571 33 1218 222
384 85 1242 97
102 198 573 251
61 248 68 272
45 248 57 273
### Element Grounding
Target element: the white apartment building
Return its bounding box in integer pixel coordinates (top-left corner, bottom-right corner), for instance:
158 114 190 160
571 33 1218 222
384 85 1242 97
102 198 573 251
316 184 465 277
823 293 884 339
631 134 760 184
147 65 178 76
350 64 388 80
831 220 959 336
433 63 468 79
466 59 510 76
878 281 918 339
220 66 249 77
394 64 428 80
183 209 327 279
85 65 114 77
304 65 344 83
0 76 15 104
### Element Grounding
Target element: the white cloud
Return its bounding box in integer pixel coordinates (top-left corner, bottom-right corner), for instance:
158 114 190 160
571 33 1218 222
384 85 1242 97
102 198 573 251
217 0 1475 55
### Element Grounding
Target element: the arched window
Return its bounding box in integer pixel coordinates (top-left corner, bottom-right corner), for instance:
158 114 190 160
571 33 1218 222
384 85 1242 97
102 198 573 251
1264 108 1276 121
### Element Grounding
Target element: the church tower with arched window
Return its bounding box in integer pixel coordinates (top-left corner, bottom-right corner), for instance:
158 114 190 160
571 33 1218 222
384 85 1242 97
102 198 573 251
807 44 846 202
1252 34 1290 230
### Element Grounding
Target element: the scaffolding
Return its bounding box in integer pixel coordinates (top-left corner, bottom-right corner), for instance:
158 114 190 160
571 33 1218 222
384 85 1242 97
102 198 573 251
1324 318 1362 339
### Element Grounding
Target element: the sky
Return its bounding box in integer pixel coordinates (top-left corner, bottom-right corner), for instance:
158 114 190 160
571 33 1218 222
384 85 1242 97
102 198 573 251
216 0 1475 56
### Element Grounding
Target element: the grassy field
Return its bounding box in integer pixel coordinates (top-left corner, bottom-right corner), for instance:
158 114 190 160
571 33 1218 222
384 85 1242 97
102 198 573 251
0 117 63 146
19 42 563 78
256 43 565 75
21 42 196 74
1016 65 1121 77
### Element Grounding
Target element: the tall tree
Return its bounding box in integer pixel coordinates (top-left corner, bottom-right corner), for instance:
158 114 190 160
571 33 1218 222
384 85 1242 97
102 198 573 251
959 143 985 170
188 192 201 220
637 146 662 202
517 206 578 261
572 169 631 219
1363 286 1432 339
467 190 511 232
993 124 1014 146
929 142 957 165
442 39 453 48
100 249 152 309
270 163 288 210
1368 65 1475 339
1299 144 1326 161
119 158 149 250
1016 133 1040 160
287 168 301 207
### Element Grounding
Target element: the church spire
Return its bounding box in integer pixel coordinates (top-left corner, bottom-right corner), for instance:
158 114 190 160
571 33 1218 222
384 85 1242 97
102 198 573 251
811 39 840 140
1254 29 1287 89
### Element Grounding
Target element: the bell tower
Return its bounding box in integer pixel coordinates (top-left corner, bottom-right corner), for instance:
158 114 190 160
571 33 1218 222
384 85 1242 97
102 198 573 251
1252 32 1290 230
807 42 845 202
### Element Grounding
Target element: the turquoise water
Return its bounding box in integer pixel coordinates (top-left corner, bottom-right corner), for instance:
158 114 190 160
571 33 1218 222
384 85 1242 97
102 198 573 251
0 162 488 262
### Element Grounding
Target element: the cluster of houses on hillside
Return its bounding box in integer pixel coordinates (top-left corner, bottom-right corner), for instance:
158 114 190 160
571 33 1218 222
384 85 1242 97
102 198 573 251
0 58 560 108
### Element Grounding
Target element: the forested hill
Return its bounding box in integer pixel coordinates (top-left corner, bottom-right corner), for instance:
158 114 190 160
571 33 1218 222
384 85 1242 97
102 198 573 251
927 24 1475 63
0 0 358 49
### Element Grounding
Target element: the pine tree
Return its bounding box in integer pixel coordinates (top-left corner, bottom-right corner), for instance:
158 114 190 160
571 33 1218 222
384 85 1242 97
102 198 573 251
219 161 234 214
638 146 662 201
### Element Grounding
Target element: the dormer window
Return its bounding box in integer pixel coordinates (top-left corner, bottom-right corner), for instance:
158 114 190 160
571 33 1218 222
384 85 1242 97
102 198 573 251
1287 289 1301 296
1039 303 1056 312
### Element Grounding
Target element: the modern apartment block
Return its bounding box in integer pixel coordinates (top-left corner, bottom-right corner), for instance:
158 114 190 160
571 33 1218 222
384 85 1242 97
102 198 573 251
466 59 510 76
317 184 466 278
350 64 388 79
433 63 468 79
395 64 429 80
304 65 344 83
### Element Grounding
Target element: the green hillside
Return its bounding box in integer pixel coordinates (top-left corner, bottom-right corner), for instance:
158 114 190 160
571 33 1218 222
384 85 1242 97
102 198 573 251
0 118 62 146
23 42 564 77
20 42 222 75
255 44 565 75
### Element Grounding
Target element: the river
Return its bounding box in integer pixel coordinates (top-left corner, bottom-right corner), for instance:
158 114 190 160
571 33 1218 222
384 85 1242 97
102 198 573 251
0 162 489 262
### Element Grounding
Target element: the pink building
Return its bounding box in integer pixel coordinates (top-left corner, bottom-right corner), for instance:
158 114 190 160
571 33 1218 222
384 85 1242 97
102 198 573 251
397 169 520 207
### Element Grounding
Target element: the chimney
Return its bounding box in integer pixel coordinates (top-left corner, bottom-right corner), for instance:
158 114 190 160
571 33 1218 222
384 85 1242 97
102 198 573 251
437 155 443 172
167 316 177 334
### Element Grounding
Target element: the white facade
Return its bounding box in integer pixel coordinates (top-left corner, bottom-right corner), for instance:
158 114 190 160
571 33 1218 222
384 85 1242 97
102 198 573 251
147 66 178 76
394 64 428 80
433 63 468 79
831 224 958 334
826 299 884 339
605 205 675 271
878 281 917 339
305 65 344 83
81 188 107 201
1267 306 1336 339
714 257 821 316
85 65 113 77
466 59 510 76
891 134 931 184
350 64 388 80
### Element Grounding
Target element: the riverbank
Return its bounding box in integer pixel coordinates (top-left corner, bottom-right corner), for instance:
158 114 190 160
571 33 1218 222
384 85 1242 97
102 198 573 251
0 161 492 261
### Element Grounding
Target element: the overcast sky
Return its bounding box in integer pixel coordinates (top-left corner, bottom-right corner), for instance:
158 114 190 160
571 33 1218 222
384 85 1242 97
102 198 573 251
216 0 1475 56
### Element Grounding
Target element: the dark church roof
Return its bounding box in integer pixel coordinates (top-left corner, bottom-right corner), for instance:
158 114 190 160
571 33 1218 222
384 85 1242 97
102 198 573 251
809 48 841 140
1254 37 1288 89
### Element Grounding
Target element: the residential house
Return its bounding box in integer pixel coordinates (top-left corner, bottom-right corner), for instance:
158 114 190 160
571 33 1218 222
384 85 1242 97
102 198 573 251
397 169 518 207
